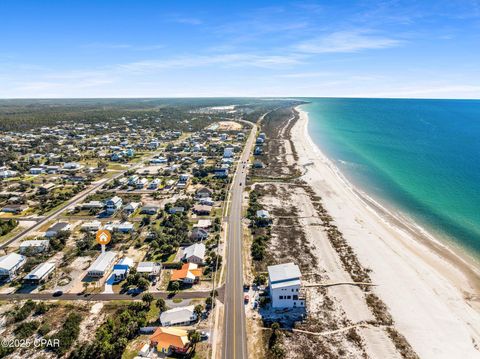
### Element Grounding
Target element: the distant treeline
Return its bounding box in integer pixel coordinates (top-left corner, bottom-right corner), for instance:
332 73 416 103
0 98 308 131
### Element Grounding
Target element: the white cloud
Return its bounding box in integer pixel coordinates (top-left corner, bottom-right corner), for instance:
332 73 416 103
295 30 404 53
116 53 302 72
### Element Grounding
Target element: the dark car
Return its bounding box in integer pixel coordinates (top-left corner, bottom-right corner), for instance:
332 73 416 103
53 290 63 297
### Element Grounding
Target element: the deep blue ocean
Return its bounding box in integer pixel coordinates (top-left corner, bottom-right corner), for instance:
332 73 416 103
301 98 480 260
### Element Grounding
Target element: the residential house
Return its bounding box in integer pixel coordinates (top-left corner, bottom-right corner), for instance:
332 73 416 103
148 178 161 190
128 175 139 186
1 205 28 214
113 222 134 233
193 204 212 216
81 201 104 210
160 305 198 326
149 327 190 355
136 262 161 278
112 257 134 281
105 196 123 214
214 168 228 178
29 167 44 175
45 222 71 238
196 187 213 198
194 219 212 229
123 202 141 214
23 261 55 284
86 251 117 278
81 220 102 232
256 210 270 219
223 147 234 158
0 169 18 178
19 240 50 254
136 178 148 189
168 207 185 215
182 243 206 264
268 262 305 308
171 263 202 284
141 205 159 215
190 227 209 241
0 253 26 280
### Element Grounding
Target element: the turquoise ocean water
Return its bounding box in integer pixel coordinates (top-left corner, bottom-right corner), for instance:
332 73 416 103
301 98 480 261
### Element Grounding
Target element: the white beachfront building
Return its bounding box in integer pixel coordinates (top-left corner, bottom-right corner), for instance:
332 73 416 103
267 262 305 308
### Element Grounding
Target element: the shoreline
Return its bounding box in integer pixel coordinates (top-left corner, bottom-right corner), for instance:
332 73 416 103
292 105 480 358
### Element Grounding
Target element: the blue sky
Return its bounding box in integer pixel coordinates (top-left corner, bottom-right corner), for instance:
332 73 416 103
1 0 480 98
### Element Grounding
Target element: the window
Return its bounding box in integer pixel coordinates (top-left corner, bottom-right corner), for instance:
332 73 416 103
293 295 298 300
279 296 283 299
287 296 291 299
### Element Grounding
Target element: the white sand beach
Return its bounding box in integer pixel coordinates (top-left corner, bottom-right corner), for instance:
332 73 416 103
292 106 480 359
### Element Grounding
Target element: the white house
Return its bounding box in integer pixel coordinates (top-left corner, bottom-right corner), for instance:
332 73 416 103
23 261 56 284
81 220 102 232
105 196 123 214
112 257 134 281
267 262 305 308
87 251 117 278
182 243 206 264
160 305 198 326
19 240 50 254
113 222 134 233
136 262 161 278
81 201 104 210
0 253 26 280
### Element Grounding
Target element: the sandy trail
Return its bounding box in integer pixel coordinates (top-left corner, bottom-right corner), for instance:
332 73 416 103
292 107 480 359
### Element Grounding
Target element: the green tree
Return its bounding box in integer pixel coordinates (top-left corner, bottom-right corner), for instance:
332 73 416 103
188 330 202 351
194 304 203 320
170 281 180 293
155 298 167 313
142 293 154 306
137 277 150 291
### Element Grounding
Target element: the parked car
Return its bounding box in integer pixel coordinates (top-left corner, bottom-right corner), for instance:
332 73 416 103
244 294 249 304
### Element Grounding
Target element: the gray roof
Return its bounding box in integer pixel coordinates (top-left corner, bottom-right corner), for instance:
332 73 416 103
0 253 26 271
183 243 206 260
268 262 301 289
160 305 196 326
25 261 55 280
87 251 117 273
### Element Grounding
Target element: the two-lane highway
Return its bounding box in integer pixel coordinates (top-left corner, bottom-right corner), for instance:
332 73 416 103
222 120 258 359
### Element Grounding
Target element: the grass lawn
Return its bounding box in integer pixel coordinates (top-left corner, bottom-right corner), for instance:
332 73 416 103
146 302 160 322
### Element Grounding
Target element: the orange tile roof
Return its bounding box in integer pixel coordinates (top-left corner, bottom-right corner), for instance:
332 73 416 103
171 262 202 281
150 327 189 351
